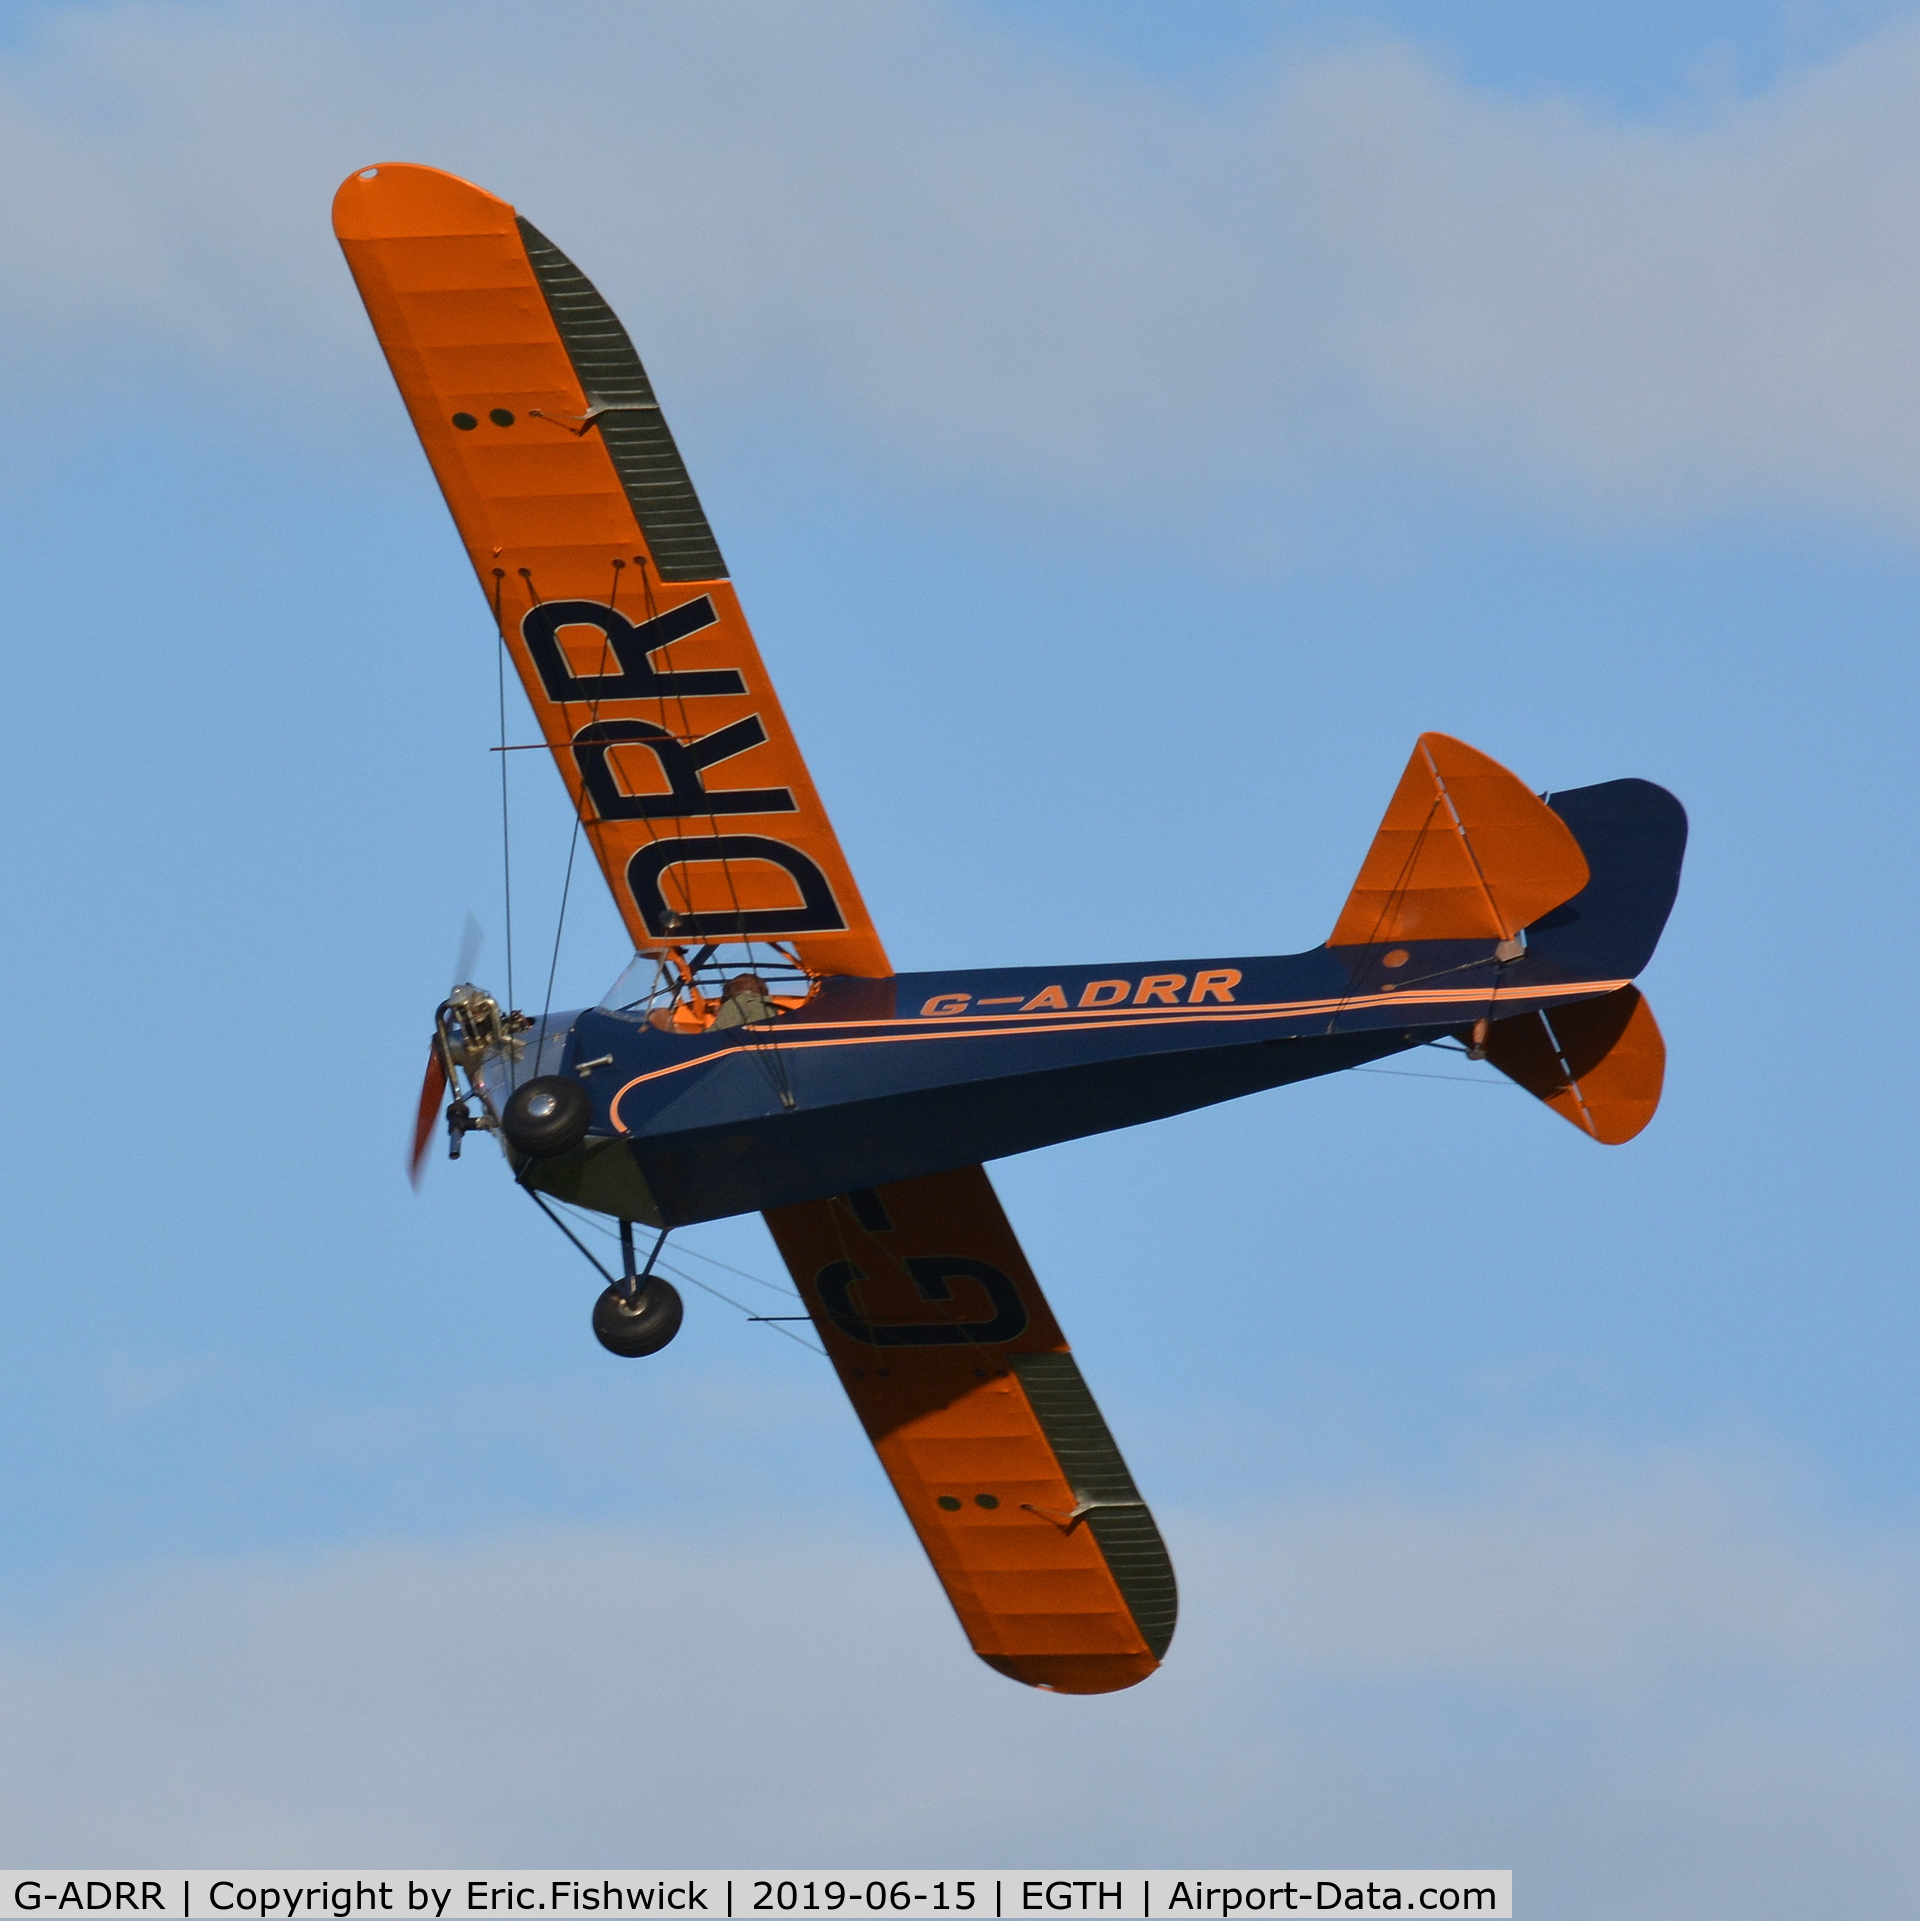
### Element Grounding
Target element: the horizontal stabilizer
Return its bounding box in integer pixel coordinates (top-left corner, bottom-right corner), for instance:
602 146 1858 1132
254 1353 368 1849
764 1166 1175 1693
1481 984 1665 1144
1331 733 1590 948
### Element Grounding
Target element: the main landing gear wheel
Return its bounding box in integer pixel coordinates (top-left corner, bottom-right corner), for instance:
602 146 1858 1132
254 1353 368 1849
502 1075 591 1158
593 1278 684 1357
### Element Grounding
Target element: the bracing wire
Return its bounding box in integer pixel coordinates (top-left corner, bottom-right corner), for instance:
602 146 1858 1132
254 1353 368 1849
1354 1066 1518 1087
537 555 622 1039
1353 1041 1521 1088
550 1200 803 1298
528 1193 825 1355
654 1259 824 1356
541 822 582 1038
493 598 516 1011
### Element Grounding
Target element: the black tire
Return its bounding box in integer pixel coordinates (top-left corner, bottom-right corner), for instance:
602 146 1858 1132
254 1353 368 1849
592 1278 684 1357
502 1075 591 1158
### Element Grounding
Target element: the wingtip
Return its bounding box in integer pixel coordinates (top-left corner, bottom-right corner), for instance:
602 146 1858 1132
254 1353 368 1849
978 1652 1162 1694
332 161 516 241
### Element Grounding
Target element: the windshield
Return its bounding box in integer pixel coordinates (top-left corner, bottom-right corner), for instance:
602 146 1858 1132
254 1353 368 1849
598 948 817 1021
598 952 671 1014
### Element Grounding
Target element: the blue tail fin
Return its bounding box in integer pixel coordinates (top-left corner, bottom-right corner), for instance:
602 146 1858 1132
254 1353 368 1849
1526 779 1688 980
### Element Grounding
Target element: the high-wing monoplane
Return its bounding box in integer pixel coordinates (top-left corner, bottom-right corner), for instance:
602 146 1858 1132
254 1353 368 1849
335 163 1686 1695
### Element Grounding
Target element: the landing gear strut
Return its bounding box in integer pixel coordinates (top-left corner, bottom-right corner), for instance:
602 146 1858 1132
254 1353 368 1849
592 1219 683 1357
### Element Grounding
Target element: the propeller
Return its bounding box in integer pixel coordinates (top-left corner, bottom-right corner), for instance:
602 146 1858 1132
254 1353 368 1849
452 910 484 989
408 915 485 1188
408 1047 449 1188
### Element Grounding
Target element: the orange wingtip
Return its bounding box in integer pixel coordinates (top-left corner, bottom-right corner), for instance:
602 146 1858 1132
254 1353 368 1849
980 1652 1161 1693
1483 984 1666 1144
331 161 512 240
1331 733 1589 948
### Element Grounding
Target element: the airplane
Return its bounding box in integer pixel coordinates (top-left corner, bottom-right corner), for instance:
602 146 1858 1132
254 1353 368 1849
334 163 1686 1697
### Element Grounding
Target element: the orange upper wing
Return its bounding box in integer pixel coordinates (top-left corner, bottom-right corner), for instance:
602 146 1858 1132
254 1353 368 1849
333 162 887 978
764 1166 1177 1694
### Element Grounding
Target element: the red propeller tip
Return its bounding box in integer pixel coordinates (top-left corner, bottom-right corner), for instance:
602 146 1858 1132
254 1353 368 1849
409 1046 448 1187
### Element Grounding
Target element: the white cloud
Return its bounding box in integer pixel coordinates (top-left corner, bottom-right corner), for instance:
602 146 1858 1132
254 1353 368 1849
1276 30 1920 523
4 1450 1918 1910
1 2 1919 532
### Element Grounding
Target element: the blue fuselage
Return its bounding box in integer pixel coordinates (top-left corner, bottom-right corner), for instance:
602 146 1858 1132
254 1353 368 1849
510 937 1626 1225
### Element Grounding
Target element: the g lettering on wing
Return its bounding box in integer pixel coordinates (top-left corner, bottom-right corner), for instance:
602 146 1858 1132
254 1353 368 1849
813 1257 1030 1347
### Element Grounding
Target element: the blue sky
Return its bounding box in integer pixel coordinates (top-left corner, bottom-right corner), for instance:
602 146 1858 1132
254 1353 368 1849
2 0 1919 1906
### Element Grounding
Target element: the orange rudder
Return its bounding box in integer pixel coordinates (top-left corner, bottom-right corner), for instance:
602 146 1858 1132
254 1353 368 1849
1330 732 1589 948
